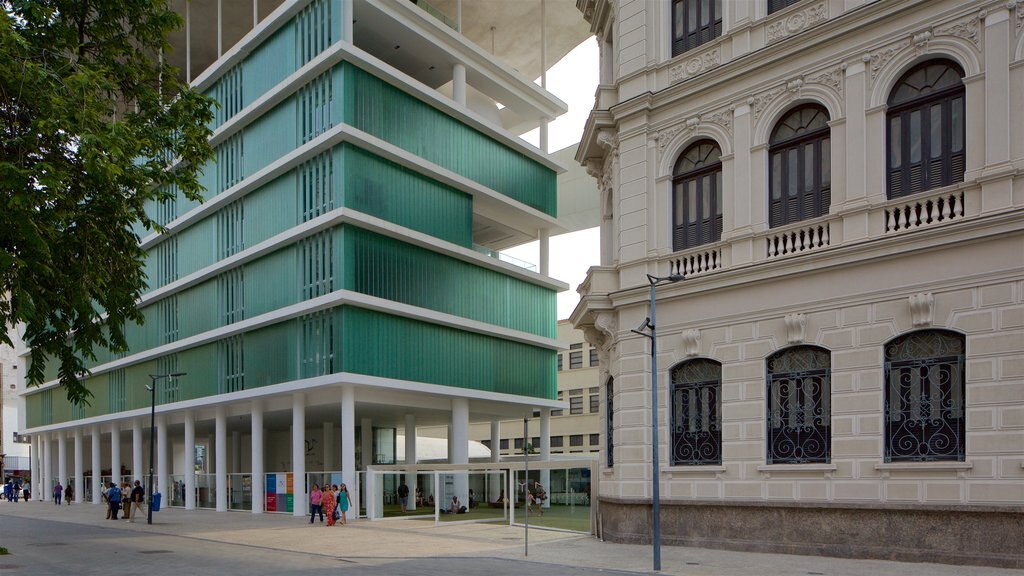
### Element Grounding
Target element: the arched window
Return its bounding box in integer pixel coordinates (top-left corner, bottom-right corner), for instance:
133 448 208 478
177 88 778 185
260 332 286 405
766 346 830 464
884 330 965 462
670 359 722 465
672 0 722 56
769 104 831 227
886 60 965 198
672 140 723 251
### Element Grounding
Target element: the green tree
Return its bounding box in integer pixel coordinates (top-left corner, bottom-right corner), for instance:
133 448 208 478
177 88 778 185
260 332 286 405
0 1 214 404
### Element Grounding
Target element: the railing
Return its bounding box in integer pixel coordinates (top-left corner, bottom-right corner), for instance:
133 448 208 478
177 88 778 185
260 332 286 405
669 248 723 277
475 245 539 272
766 221 831 258
885 190 965 233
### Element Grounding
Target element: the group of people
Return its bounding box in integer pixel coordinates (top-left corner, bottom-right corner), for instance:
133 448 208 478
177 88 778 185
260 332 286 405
308 483 352 526
51 481 73 505
101 480 147 522
3 480 28 502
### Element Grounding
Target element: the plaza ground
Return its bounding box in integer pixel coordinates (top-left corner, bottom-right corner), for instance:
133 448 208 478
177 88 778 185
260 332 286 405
1 500 1021 575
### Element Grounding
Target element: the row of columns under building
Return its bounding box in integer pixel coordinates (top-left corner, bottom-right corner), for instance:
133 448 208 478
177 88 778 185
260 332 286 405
29 390 553 516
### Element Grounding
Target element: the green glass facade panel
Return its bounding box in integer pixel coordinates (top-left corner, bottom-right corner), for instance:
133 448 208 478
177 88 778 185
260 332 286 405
243 168 300 246
240 26 296 117
243 98 297 179
340 226 555 338
245 320 299 389
177 280 220 338
339 144 472 246
340 64 556 216
177 344 218 400
178 216 217 279
245 248 299 318
339 307 555 399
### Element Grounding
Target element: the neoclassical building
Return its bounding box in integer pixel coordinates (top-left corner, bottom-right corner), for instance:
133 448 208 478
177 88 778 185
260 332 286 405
19 0 590 518
573 0 1023 567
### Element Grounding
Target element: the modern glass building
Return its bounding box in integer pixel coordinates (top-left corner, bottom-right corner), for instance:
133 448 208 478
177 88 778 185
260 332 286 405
19 0 590 517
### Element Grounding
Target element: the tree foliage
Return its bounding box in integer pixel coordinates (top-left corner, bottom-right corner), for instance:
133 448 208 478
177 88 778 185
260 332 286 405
0 1 214 405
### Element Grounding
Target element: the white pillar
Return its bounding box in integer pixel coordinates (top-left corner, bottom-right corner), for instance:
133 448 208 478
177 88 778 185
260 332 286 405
540 0 547 90
489 419 501 502
539 119 549 153
184 411 195 509
450 398 469 506
323 421 334 470
540 408 551 508
340 387 356 499
539 228 550 276
251 399 264 514
30 435 40 501
73 428 83 503
217 0 223 57
132 419 143 483
252 0 258 27
292 393 306 517
185 0 191 82
453 63 467 106
456 0 462 31
110 423 121 485
404 414 416 466
342 0 353 42
91 425 101 503
215 405 227 512
232 430 241 473
156 414 168 499
42 434 51 501
57 431 67 491
361 418 372 468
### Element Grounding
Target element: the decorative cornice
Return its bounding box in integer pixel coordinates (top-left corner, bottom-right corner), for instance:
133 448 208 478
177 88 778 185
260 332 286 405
934 15 982 50
766 2 828 45
668 47 721 85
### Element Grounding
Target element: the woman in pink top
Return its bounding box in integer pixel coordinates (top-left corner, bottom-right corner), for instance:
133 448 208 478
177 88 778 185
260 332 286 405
309 484 324 523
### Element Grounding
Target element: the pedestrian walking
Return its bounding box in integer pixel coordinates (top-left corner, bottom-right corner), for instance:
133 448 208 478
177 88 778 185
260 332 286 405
126 481 145 522
106 482 122 520
53 482 63 505
64 482 73 505
309 483 324 523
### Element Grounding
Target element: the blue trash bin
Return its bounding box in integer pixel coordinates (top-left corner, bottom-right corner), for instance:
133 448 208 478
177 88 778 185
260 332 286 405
151 492 161 512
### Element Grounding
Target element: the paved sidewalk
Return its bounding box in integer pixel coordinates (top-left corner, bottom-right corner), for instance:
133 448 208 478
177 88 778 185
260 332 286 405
1 500 1020 575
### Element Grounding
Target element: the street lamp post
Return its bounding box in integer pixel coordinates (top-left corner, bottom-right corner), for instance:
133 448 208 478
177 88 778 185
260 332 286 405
631 262 685 572
146 372 185 525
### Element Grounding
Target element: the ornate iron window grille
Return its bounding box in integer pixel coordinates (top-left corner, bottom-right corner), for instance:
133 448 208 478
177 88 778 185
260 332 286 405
884 330 965 462
766 347 831 464
670 359 722 465
606 377 614 468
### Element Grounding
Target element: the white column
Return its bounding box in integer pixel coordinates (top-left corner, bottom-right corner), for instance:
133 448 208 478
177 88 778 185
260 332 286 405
216 0 223 57
132 418 143 483
456 0 462 31
450 398 469 506
110 423 121 484
91 425 101 503
540 0 547 90
539 119 549 153
57 431 67 491
156 415 168 499
340 387 356 497
323 421 334 470
404 414 416 466
252 0 258 27
73 428 83 503
251 399 264 514
489 419 501 502
30 435 40 501
540 408 551 508
215 405 227 512
361 417 372 468
185 0 191 82
453 63 467 106
232 430 241 473
184 411 195 510
42 434 51 502
342 0 353 42
539 228 550 276
292 393 306 517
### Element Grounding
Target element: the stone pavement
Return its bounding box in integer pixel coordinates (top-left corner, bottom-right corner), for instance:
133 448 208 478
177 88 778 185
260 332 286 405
1 500 1020 575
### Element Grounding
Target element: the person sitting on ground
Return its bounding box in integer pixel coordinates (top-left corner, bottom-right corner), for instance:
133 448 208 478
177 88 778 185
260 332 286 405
449 495 467 514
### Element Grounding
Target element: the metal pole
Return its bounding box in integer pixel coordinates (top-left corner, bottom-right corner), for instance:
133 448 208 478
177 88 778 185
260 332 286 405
650 282 661 572
147 376 156 525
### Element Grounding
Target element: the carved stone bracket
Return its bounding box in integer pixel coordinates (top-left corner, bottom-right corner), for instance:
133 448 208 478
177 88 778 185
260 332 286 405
583 312 617 352
805 64 846 98
766 2 828 44
785 313 806 344
1015 1 1024 36
682 329 701 357
669 47 721 84
653 105 733 162
909 293 935 327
